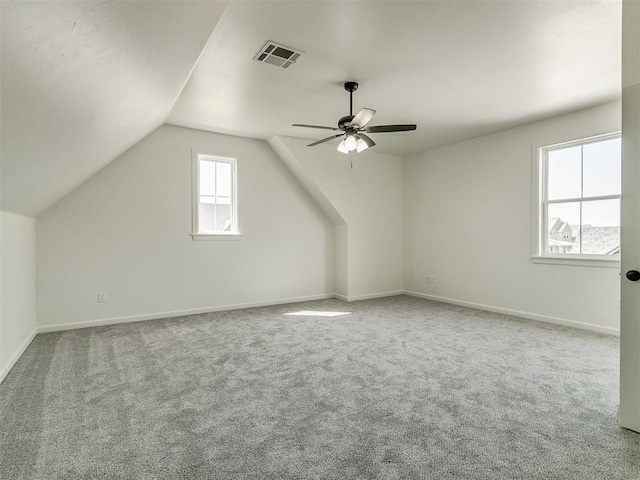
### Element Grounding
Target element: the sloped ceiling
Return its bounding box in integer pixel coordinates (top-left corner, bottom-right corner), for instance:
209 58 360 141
0 1 228 216
1 0 621 216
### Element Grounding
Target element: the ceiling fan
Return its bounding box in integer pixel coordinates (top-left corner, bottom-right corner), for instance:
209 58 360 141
292 81 417 154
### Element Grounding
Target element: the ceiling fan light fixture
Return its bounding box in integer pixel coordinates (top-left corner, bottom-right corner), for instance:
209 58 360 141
293 81 417 154
356 137 370 153
344 135 357 151
337 139 349 154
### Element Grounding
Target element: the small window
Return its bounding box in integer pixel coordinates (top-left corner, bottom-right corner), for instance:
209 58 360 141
192 153 238 236
533 133 620 264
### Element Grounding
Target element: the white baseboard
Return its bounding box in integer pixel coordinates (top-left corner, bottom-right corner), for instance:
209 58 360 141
0 329 37 384
37 293 336 333
38 291 617 336
332 291 403 302
404 291 619 336
345 290 405 302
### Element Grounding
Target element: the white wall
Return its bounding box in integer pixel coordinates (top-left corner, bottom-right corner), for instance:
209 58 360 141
32 106 622 335
0 211 37 381
404 102 622 334
37 125 334 329
273 136 404 300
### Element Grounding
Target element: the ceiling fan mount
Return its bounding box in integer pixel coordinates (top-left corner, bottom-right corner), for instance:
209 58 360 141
344 81 358 93
292 81 417 154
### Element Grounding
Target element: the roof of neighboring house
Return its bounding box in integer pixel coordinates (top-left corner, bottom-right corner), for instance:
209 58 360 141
548 217 620 254
570 224 581 238
549 217 572 234
579 226 620 255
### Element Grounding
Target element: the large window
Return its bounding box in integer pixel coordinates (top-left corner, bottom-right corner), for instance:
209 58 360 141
535 133 621 263
192 153 238 236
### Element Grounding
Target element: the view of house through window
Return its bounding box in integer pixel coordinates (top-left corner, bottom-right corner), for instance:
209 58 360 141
196 155 237 234
542 134 621 257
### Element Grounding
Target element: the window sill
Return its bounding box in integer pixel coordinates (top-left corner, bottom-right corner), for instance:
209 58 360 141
191 233 243 241
531 255 620 268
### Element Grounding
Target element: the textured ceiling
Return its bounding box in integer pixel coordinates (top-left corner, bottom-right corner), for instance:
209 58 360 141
0 1 228 215
1 0 621 216
168 0 621 157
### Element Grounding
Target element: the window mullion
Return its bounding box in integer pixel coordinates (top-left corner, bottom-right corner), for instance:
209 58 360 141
547 194 620 204
213 161 218 231
544 149 550 255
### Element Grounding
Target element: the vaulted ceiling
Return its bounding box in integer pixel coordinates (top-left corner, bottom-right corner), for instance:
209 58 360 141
1 0 621 216
0 1 229 215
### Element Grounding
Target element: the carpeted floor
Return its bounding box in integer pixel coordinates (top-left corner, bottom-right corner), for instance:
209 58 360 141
1 295 639 479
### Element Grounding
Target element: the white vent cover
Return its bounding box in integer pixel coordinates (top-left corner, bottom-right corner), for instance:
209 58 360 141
254 41 302 69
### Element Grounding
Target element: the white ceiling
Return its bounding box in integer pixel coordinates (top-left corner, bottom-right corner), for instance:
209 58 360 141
0 0 228 215
168 0 621 157
1 0 621 216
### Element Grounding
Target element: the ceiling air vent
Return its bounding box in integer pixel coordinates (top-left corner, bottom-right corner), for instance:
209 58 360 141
254 41 302 69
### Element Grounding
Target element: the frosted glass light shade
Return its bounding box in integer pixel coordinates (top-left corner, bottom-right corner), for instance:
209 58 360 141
356 138 370 153
344 135 357 151
337 139 349 154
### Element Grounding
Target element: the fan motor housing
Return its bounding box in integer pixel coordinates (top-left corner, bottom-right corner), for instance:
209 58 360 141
338 115 354 129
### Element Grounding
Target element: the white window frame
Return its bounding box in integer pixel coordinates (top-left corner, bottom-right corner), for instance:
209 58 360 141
531 131 621 268
191 151 241 241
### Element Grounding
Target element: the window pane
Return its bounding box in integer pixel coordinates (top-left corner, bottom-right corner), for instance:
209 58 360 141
548 202 580 226
583 138 621 197
199 202 216 232
216 162 232 197
199 160 216 196
547 202 580 254
582 198 620 227
581 199 620 255
215 204 232 231
547 146 581 200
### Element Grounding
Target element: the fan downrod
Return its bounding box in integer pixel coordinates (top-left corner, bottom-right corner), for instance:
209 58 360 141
344 81 358 118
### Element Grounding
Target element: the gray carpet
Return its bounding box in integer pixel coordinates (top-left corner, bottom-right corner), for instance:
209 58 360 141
1 295 639 479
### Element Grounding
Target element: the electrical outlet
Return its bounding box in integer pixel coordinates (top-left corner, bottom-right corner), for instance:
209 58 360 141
98 292 107 303
427 276 436 284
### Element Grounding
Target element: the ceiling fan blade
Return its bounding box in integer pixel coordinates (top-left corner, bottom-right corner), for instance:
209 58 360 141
292 123 340 131
307 134 344 147
351 108 376 128
358 133 376 148
364 124 417 133
356 133 376 153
